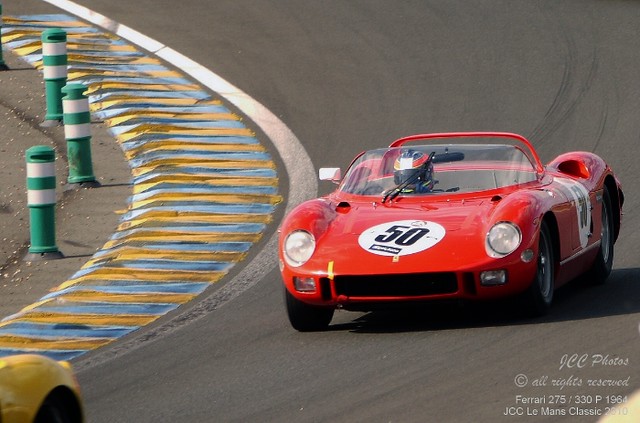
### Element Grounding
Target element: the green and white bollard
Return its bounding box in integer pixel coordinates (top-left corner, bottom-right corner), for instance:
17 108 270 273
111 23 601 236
62 83 98 187
0 2 7 70
41 28 68 126
25 145 63 261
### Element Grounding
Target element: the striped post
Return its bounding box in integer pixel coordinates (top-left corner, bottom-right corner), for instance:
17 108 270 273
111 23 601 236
62 83 98 186
41 28 67 125
0 2 7 70
25 146 63 261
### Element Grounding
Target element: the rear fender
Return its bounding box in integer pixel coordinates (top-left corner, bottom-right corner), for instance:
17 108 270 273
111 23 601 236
547 152 607 190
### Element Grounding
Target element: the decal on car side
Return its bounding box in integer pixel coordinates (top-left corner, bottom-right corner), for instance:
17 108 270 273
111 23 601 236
555 178 591 249
358 220 446 256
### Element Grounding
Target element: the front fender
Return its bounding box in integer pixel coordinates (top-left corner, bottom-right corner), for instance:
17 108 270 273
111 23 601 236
279 198 337 245
488 189 548 251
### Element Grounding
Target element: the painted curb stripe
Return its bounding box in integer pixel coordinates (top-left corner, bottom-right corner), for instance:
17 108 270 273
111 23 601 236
3 312 160 326
0 349 85 362
0 322 135 338
0 15 282 360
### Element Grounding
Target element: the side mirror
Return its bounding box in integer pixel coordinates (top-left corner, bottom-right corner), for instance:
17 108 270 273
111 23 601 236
319 167 341 183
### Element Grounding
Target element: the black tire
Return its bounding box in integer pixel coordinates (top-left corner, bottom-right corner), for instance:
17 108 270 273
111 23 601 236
284 288 334 332
34 393 76 423
586 186 614 285
523 221 555 316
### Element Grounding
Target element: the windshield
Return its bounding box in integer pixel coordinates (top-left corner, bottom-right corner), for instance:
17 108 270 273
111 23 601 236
339 142 539 196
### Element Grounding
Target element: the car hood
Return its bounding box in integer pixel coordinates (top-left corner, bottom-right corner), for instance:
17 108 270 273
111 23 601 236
305 197 503 273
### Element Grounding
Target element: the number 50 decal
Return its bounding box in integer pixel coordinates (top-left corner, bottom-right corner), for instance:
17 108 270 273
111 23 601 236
358 220 446 256
556 178 592 249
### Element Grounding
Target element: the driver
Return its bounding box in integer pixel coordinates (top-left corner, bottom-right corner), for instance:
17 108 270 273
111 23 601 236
393 149 434 193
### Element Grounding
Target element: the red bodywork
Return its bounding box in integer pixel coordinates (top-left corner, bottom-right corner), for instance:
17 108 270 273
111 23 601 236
279 132 623 311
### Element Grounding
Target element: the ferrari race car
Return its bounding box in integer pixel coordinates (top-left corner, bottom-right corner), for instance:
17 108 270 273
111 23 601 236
278 132 623 331
0 354 84 423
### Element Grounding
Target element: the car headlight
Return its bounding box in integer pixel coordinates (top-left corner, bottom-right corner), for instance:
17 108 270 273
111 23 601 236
486 222 521 258
283 230 316 267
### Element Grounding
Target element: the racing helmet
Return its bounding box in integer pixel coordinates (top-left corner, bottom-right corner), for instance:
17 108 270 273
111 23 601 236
393 149 434 191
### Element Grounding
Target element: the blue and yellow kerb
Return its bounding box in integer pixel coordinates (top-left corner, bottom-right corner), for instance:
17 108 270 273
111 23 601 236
0 15 281 360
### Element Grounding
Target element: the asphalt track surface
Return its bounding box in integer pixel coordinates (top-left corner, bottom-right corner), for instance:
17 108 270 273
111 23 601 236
7 1 640 422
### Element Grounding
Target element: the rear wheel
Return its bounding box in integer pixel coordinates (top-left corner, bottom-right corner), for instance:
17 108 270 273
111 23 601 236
284 288 334 331
523 221 555 316
587 186 614 285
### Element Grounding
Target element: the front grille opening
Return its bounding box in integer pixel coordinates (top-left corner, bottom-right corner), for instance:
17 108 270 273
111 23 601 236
319 277 332 301
463 272 477 295
334 273 458 297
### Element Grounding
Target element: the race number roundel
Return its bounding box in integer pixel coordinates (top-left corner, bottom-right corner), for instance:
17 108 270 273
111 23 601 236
358 220 446 256
555 178 591 249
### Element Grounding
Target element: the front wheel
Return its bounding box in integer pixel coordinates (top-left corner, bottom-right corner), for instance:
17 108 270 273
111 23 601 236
34 392 78 423
284 288 334 331
522 221 555 316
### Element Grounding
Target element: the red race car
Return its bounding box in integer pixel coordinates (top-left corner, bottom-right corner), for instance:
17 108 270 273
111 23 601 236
278 132 623 331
